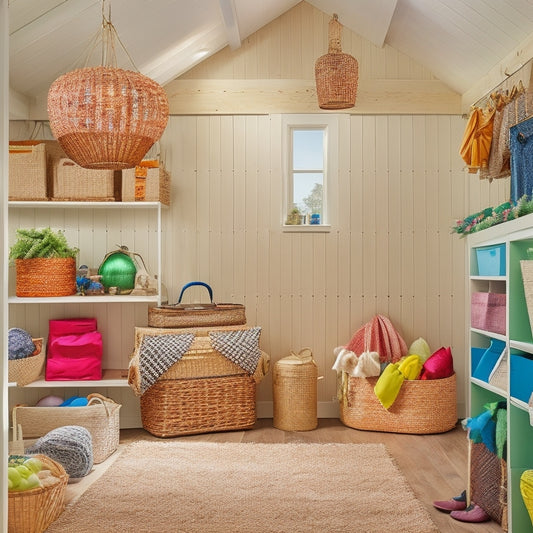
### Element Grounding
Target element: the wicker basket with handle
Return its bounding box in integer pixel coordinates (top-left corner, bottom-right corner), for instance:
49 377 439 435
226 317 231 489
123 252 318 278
148 281 246 328
8 454 68 533
12 394 121 463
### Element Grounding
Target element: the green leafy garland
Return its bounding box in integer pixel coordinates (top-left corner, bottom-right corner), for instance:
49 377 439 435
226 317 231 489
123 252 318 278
452 195 533 237
9 228 79 261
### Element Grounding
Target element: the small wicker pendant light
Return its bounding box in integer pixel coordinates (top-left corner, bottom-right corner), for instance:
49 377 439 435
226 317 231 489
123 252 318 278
47 3 169 170
315 14 359 110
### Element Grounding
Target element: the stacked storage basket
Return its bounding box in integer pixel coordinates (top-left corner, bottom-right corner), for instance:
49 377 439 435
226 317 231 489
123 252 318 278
130 325 269 437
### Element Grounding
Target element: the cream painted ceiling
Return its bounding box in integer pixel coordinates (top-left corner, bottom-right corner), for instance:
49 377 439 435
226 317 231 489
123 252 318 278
8 0 533 111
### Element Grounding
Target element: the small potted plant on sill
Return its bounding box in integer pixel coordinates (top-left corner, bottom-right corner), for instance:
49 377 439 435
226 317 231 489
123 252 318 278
9 227 79 297
286 206 302 225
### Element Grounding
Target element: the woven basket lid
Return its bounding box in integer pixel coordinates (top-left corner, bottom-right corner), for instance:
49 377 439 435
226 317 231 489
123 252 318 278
277 348 315 366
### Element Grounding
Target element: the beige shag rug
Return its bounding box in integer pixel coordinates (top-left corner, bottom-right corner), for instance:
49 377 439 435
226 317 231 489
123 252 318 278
46 441 437 533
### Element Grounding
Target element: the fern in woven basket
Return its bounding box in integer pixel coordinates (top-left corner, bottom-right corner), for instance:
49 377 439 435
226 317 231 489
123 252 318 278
10 228 79 297
9 228 78 261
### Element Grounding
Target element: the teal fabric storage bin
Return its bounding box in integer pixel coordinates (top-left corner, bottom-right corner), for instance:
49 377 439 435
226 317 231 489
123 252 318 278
473 339 506 382
476 244 506 276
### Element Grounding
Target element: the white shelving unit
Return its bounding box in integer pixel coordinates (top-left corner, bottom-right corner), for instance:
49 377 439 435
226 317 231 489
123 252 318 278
7 201 164 427
467 212 533 533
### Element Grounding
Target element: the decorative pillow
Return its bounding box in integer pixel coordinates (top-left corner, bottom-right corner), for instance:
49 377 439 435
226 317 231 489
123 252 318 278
420 346 454 380
397 354 423 380
8 328 36 360
353 351 381 378
407 337 431 362
374 363 405 409
25 425 94 479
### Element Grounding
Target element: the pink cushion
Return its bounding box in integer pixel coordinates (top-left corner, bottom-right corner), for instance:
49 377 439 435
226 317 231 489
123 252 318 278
420 346 454 380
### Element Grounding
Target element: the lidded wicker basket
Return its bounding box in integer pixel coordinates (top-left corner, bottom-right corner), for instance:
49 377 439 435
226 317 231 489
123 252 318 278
273 348 319 431
315 14 359 110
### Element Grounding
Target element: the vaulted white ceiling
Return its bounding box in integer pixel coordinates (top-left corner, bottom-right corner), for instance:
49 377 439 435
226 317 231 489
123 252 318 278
8 0 533 117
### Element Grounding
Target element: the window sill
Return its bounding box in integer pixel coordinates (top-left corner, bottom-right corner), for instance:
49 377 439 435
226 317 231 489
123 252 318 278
282 224 331 233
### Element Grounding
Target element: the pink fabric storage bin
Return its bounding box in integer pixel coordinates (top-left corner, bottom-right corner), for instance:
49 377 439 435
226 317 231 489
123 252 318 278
471 292 506 335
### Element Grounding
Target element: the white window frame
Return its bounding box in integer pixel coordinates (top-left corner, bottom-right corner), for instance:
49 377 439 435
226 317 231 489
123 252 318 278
282 114 337 232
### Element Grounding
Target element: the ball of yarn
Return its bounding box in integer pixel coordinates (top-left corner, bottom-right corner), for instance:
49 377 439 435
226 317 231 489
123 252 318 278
8 328 36 360
36 395 64 407
25 425 94 479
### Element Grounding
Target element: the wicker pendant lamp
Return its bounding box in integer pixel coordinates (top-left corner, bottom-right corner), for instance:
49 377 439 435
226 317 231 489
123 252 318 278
47 3 169 170
315 14 358 110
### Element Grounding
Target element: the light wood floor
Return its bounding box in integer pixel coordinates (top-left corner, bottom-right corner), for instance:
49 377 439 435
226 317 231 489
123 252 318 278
66 419 504 533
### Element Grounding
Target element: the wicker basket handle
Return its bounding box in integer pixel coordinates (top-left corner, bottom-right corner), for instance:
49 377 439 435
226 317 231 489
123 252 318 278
177 281 214 304
87 394 115 417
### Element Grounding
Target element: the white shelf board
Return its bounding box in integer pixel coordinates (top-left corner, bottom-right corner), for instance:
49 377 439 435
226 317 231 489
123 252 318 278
8 295 159 304
9 369 129 388
470 327 507 341
510 340 533 354
510 397 530 413
471 376 508 397
8 201 161 209
470 275 506 282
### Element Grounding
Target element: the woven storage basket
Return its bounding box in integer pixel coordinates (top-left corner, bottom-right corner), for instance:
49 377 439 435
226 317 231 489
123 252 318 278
140 374 257 437
8 338 45 386
122 160 171 205
470 441 508 529
273 348 319 431
15 257 76 297
52 158 116 200
340 373 457 434
314 14 358 110
521 260 533 337
8 142 48 200
8 454 68 533
12 395 121 463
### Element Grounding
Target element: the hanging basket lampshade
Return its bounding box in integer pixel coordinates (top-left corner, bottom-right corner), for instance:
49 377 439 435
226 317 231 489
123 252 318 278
315 14 358 110
47 5 169 170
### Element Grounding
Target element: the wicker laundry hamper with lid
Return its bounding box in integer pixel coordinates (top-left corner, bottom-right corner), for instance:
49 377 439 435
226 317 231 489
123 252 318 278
273 348 320 431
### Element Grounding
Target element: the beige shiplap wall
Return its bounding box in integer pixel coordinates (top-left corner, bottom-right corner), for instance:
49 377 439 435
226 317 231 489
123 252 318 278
158 113 509 417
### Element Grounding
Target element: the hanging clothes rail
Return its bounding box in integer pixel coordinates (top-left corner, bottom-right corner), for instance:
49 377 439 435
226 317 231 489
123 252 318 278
471 57 533 110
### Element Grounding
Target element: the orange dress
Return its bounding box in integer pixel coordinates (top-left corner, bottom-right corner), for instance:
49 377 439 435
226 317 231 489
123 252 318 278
460 106 495 174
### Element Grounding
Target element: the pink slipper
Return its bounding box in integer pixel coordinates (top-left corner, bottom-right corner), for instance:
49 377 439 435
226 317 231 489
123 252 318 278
450 504 490 523
433 490 467 512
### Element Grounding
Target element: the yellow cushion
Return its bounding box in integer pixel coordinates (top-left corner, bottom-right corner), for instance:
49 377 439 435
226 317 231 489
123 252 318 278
398 354 423 380
374 363 405 409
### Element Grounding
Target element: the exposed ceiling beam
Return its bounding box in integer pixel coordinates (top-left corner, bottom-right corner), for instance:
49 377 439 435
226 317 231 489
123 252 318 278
219 0 241 50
